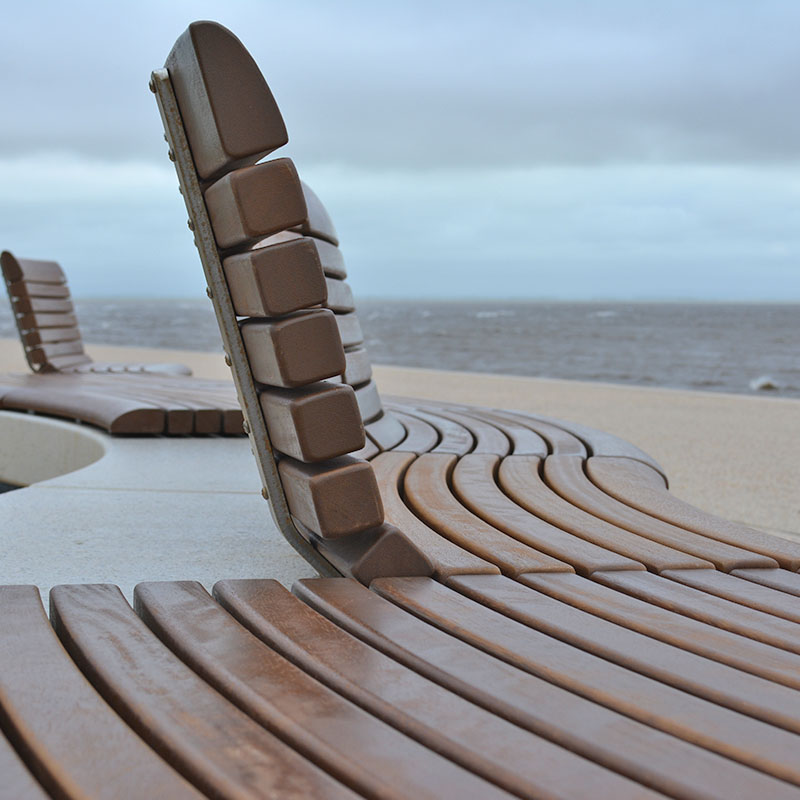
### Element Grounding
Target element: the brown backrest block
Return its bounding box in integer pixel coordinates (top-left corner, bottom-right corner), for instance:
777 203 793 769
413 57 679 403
1 251 65 284
166 21 287 181
278 455 384 539
342 346 372 386
241 309 346 387
204 159 307 250
260 382 365 462
223 238 327 317
335 312 364 348
293 182 339 245
324 278 355 314
254 233 347 279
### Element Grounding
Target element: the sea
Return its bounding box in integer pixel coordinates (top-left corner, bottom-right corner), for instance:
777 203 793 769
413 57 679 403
1 299 798 400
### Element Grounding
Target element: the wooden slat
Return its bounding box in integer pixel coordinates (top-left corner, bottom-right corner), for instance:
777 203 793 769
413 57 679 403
223 237 327 317
588 456 800 570
324 278 355 313
253 233 347 279
335 312 363 348
215 578 667 800
354 379 382 423
294 577 800 800
418 406 510 455
462 409 548 456
18 312 78 330
498 455 714 572
293 182 339 246
49 583 358 799
204 158 307 249
494 410 585 455
545 454 778 571
365 411 406 450
241 309 345 388
10 280 70 298
0 733 50 800
278 455 384 538
165 20 288 180
663 568 800 623
404 453 574 576
12 295 73 314
387 409 439 453
259 382 365 462
401 408 474 455
732 567 800 597
450 573 800 732
452 454 644 575
1 252 64 284
341 346 372 386
595 570 800 654
22 325 81 346
372 451 501 578
367 577 800 788
28 340 86 362
134 580 509 800
0 585 201 799
525 572 800 691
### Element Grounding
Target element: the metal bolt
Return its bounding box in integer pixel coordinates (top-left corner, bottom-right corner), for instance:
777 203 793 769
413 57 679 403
168 150 176 162
187 219 194 231
242 420 251 434
148 78 156 93
261 487 269 500
224 355 232 367
206 287 213 299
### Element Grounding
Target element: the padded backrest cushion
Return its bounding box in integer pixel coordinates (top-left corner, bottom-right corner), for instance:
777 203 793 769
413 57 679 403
166 21 288 181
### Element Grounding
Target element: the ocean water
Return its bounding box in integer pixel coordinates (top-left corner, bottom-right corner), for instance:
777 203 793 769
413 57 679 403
1 298 797 399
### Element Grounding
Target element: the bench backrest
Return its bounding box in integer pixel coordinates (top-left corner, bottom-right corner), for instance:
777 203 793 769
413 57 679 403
0 251 91 372
154 21 430 581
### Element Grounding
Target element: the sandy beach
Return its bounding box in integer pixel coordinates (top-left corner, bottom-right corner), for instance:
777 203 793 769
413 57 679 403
0 336 797 541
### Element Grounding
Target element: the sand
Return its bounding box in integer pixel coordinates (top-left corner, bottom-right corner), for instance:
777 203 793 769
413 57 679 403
1 337 797 539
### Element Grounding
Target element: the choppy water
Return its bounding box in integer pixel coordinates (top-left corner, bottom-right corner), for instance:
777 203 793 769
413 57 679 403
1 299 797 399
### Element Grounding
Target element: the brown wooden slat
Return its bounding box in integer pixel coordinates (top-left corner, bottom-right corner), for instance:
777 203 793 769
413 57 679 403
364 411 406 451
0 733 50 800
204 158 307 250
215 578 670 800
0 585 202 799
223 237 327 317
524 572 800 691
372 452 501 578
342 346 372 386
18 312 78 330
253 233 347 279
463 409 548 456
595 570 800 654
50 583 358 799
663 569 800 623
367 577 800 788
10 280 70 298
259 382 365 462
494 410 585 455
28 340 86 363
354 379 382 423
1 252 64 284
452 454 644 575
165 20 288 180
0 384 166 434
404 453 574 576
545 454 778 571
242 309 345 388
134 580 509 800
588 456 800 570
387 409 440 453
294 577 800 800
293 182 339 246
22 325 81 346
401 408 474 455
12 296 73 314
324 278 355 313
335 312 363 348
498 455 713 571
450 573 800 732
733 568 800 597
418 406 510 455
278 455 384 538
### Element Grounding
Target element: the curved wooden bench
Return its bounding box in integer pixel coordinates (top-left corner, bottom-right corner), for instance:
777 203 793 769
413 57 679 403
142 19 800 794
1 251 192 377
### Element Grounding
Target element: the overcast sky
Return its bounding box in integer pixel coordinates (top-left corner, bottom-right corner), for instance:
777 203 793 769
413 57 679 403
1 0 798 299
